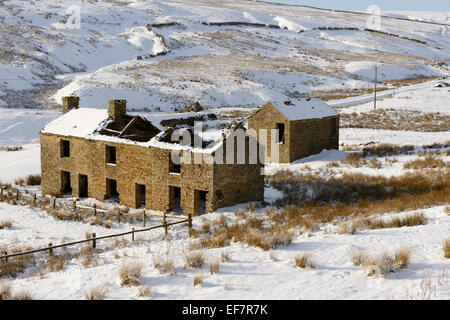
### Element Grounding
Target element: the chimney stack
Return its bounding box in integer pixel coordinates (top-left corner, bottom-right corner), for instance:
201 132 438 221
108 99 127 122
62 96 80 114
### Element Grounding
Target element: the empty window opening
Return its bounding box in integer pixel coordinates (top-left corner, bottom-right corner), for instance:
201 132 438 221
169 186 182 214
195 190 208 216
60 140 70 157
276 123 285 144
135 183 146 208
330 119 337 138
106 145 116 164
78 174 88 198
61 171 71 194
169 153 181 174
106 178 119 201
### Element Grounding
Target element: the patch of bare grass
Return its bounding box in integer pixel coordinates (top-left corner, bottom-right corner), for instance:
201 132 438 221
119 261 142 287
294 253 315 269
183 250 205 269
444 238 450 259
84 284 108 300
0 220 12 229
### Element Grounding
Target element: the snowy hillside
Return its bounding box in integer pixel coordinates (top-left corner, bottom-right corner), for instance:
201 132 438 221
0 0 448 113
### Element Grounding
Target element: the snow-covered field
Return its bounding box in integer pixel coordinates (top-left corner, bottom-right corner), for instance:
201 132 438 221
0 0 449 300
0 202 448 300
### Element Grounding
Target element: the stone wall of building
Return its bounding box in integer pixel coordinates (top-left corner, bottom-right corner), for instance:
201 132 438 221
247 102 339 163
289 116 339 162
247 102 291 163
40 132 262 216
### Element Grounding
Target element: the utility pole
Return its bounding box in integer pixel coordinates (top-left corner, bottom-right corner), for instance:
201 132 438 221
374 65 377 110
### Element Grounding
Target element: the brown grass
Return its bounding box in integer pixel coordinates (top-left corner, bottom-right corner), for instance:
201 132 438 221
404 155 447 170
0 220 12 229
221 250 231 263
209 260 220 275
0 282 12 300
444 238 450 259
369 212 427 229
341 153 361 168
340 109 450 132
9 290 33 300
394 247 413 269
119 261 142 286
25 174 41 186
183 250 205 268
294 253 315 269
47 254 68 272
362 251 396 277
153 255 176 275
0 245 34 278
350 249 368 266
84 285 108 300
0 145 23 152
193 274 203 287
362 143 415 157
138 285 151 298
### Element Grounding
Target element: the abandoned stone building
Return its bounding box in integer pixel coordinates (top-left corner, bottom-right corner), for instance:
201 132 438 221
40 97 264 216
247 99 339 163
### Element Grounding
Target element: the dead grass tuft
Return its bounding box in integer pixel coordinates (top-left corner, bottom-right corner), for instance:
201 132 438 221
444 238 450 259
394 247 413 269
138 285 151 298
221 250 231 263
119 261 142 287
183 250 205 269
0 220 12 229
193 274 203 287
209 260 220 275
294 253 315 269
84 285 108 300
153 255 176 275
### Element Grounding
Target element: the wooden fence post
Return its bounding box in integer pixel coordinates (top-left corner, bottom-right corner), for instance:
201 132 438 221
188 213 192 238
92 233 96 249
132 228 135 242
3 252 7 262
73 200 76 220
163 212 168 236
16 189 19 200
142 210 146 227
53 197 56 209
33 194 37 207
94 204 97 216
0 188 3 202
117 208 121 224
48 243 53 257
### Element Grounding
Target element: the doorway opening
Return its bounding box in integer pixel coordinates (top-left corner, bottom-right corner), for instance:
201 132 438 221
135 183 146 208
78 174 88 198
61 171 71 195
169 186 182 214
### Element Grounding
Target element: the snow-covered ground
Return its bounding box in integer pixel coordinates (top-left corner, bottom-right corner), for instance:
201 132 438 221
0 202 448 300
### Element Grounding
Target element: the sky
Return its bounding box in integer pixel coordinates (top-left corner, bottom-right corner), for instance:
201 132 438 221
256 0 450 12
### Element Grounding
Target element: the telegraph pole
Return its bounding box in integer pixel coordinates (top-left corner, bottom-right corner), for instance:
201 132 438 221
374 65 377 110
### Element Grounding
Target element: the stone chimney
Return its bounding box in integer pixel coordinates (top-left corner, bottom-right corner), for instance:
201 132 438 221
62 96 80 114
108 100 127 122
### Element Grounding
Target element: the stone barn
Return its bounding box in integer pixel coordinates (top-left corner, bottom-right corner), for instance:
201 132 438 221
40 97 264 216
247 99 339 163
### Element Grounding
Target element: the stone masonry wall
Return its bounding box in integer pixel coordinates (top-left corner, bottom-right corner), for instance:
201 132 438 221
40 132 261 216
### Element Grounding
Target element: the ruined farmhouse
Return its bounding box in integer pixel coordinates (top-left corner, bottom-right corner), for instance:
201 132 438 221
248 99 339 163
40 97 264 216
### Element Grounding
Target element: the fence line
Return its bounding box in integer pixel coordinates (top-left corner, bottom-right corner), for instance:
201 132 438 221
1 187 187 221
1 216 192 261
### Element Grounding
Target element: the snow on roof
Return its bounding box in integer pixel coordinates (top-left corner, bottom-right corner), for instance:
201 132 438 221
269 99 338 121
40 107 228 153
41 108 109 138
